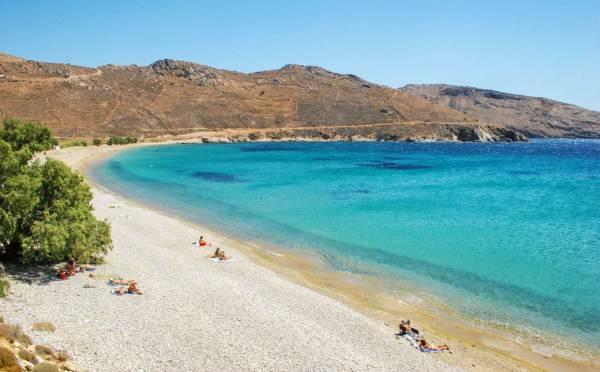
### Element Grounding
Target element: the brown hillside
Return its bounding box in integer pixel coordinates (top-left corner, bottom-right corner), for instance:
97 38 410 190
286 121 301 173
400 84 600 138
0 54 522 141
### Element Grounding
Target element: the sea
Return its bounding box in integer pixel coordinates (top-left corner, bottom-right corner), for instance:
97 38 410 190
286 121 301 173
92 139 600 353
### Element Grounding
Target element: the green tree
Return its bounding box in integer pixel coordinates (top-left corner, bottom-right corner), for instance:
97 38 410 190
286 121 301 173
0 117 57 159
107 136 137 145
0 119 111 263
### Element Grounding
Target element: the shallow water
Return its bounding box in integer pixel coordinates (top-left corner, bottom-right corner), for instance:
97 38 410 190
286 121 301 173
92 140 600 350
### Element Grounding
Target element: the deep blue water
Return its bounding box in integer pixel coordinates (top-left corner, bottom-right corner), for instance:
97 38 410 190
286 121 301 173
92 139 600 348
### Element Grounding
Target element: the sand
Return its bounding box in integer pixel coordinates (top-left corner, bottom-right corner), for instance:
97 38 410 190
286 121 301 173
0 145 457 371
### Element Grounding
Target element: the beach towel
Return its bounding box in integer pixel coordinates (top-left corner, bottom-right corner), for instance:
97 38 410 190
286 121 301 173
211 257 233 262
402 333 419 348
420 348 444 353
107 278 129 286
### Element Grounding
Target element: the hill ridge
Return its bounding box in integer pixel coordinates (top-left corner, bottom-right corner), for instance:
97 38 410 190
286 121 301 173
0 53 525 141
400 84 600 138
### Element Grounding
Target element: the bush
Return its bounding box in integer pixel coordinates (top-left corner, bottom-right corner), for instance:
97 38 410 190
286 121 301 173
107 136 137 145
248 132 262 141
0 117 57 155
92 138 102 146
0 118 112 264
60 139 87 148
0 279 9 298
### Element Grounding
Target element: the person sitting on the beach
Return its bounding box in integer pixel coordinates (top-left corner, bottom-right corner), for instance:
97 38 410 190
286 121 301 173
65 258 77 275
399 319 420 335
419 339 449 352
199 236 207 247
217 250 230 260
210 247 230 260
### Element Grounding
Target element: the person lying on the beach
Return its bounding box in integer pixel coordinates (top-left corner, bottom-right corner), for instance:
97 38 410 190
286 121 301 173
113 281 143 295
398 319 420 335
418 339 449 352
78 264 95 272
109 278 135 285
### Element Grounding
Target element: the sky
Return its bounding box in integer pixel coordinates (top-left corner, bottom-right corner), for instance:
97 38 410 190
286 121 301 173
2 0 599 110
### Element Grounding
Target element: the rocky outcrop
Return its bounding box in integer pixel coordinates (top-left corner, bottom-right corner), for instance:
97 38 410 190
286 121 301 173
177 123 526 144
0 317 82 371
150 59 227 86
400 84 600 138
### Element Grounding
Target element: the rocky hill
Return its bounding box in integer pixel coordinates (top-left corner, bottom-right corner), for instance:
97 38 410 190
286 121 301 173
0 53 524 141
400 84 600 138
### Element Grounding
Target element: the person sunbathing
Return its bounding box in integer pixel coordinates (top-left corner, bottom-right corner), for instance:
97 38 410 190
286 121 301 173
399 319 420 335
78 264 95 272
199 236 207 247
113 281 142 295
109 278 135 285
127 281 142 294
419 339 449 352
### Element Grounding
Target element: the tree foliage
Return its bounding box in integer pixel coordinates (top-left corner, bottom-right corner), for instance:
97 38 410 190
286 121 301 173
107 136 137 145
0 118 111 263
0 117 57 161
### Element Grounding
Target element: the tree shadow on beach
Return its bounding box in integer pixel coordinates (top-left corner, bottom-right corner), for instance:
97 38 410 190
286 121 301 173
2 262 61 285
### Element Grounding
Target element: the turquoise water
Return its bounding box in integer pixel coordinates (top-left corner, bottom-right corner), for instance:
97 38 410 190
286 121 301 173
93 140 600 349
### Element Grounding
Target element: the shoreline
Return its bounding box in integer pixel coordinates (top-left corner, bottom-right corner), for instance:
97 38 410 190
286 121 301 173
3 143 598 371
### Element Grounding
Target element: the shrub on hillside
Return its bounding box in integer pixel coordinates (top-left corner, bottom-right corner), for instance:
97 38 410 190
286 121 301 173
61 139 88 148
92 138 103 146
0 118 112 263
107 136 137 145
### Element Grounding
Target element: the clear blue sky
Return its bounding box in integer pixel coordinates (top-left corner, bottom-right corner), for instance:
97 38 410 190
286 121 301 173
2 0 599 110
